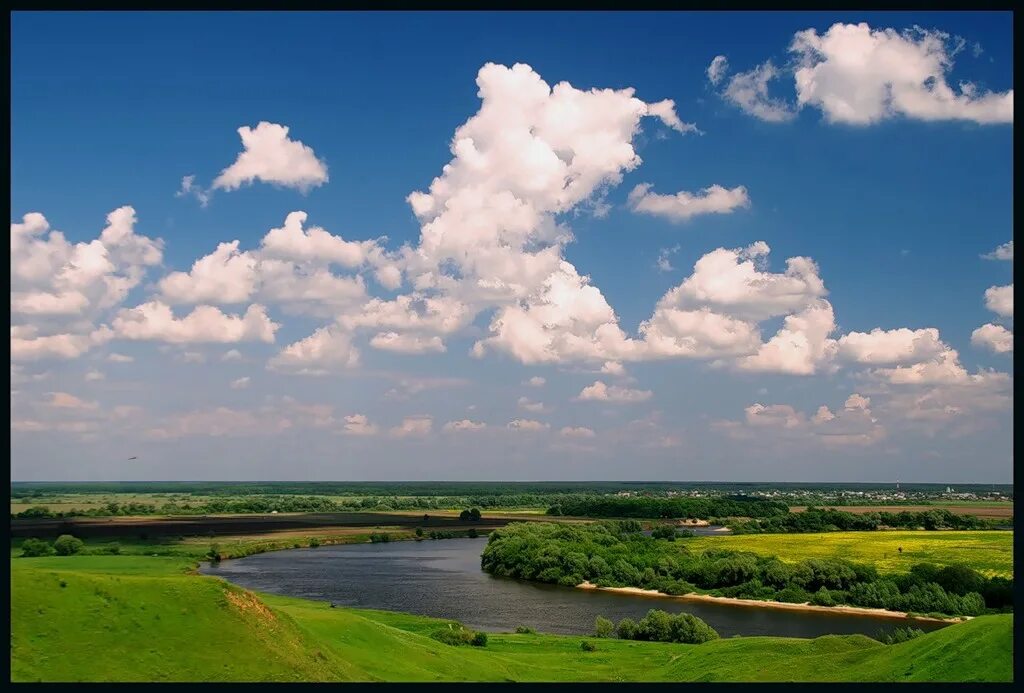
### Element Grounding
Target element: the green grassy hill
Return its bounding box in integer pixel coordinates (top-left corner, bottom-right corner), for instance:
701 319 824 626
10 557 1013 682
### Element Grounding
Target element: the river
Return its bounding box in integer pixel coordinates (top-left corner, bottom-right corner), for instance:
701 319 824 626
200 537 949 639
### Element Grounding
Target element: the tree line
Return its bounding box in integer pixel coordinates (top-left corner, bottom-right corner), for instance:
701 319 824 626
728 507 1009 533
547 496 791 519
13 496 500 519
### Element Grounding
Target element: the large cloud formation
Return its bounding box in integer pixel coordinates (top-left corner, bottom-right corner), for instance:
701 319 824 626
711 22 1013 126
10 61 1011 450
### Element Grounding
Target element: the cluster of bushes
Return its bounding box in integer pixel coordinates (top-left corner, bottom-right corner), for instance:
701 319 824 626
428 530 457 539
20 534 84 557
429 623 488 647
415 529 479 540
547 496 790 520
730 507 1008 534
877 626 925 645
458 508 482 521
650 524 678 540
369 533 393 543
480 522 1012 617
593 610 719 644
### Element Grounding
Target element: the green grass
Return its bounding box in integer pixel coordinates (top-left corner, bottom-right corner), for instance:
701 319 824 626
10 554 1012 682
691 531 1013 577
9 531 406 561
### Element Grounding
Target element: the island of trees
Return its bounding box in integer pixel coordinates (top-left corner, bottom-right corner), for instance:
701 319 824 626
480 522 1013 618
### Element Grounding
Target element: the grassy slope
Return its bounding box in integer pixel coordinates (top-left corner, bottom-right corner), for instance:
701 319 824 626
691 531 1013 577
10 556 1012 682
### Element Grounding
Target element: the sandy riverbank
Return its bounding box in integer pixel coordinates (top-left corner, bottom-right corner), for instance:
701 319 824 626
576 581 969 624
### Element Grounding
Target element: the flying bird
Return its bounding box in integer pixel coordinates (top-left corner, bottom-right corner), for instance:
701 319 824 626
128 456 138 460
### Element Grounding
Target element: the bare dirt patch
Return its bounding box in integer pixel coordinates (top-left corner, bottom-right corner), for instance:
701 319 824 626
225 589 276 622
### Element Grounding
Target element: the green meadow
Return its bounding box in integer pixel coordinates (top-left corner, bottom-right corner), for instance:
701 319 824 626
690 531 1014 577
10 554 1012 682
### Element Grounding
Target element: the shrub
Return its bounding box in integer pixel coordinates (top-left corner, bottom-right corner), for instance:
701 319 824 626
666 612 719 644
661 579 698 596
935 564 985 596
878 626 925 645
616 617 638 640
471 631 488 647
515 625 536 634
594 615 615 638
17 506 57 519
53 534 84 556
762 559 792 588
20 538 54 557
459 509 471 521
415 527 424 537
811 587 836 607
635 609 673 641
205 545 221 562
775 586 811 604
467 528 479 538
580 640 596 651
981 576 1013 609
370 533 391 543
651 524 677 541
430 624 475 646
469 508 481 521
558 573 582 587
308 537 321 548
618 610 719 644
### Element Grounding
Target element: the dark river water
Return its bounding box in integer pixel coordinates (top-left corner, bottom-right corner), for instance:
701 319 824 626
200 537 949 639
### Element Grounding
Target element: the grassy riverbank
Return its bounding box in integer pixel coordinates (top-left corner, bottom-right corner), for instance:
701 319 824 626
10 553 1013 682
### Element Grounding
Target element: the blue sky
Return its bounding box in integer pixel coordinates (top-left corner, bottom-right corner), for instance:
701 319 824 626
10 12 1014 482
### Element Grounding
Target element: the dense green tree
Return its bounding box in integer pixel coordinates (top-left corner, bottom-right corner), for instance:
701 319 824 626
935 564 985 596
53 534 84 556
594 616 615 638
20 538 54 557
616 617 638 640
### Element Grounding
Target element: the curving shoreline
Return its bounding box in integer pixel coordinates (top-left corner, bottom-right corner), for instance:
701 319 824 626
575 581 970 624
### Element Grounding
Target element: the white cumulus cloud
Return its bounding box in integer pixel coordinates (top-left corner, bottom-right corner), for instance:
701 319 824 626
576 380 652 403
972 323 1013 354
627 183 750 222
212 122 329 193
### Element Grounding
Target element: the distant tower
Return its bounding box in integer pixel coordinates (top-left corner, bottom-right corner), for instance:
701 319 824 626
896 480 900 490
